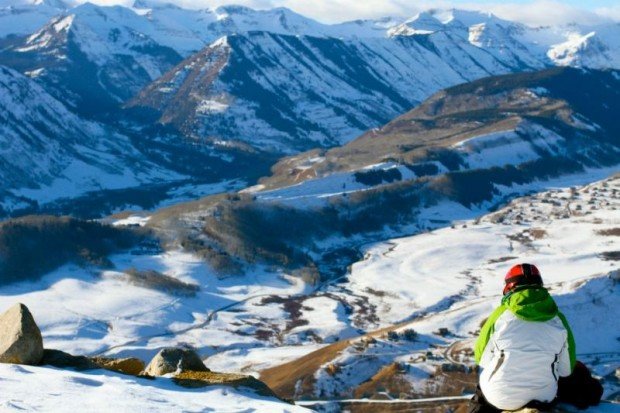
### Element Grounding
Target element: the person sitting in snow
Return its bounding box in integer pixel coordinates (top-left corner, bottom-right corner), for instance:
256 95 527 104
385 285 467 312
469 263 603 412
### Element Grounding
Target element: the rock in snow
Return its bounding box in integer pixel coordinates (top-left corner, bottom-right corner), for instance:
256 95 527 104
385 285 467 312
92 356 145 376
41 349 145 376
40 349 100 371
0 303 44 365
143 347 209 376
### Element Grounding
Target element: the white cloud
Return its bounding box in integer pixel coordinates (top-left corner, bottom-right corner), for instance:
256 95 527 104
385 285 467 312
80 0 620 26
595 5 620 22
155 0 421 21
478 1 612 26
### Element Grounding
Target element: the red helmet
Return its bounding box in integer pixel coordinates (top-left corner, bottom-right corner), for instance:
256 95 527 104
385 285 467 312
503 263 543 295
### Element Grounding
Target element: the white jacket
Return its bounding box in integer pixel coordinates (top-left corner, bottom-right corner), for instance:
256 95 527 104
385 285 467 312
479 310 572 410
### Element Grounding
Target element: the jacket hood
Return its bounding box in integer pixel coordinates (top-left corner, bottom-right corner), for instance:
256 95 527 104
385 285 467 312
503 287 558 321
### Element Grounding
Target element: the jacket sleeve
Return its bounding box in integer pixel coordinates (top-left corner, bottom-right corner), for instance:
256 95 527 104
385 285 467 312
474 304 507 365
557 312 576 374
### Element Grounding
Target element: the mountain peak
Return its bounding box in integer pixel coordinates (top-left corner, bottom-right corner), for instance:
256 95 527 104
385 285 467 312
406 8 515 30
214 4 254 16
33 0 68 8
405 11 444 31
131 0 181 10
213 5 317 23
430 8 499 25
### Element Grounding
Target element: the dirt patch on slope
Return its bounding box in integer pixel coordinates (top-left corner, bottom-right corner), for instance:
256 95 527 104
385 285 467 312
260 339 351 399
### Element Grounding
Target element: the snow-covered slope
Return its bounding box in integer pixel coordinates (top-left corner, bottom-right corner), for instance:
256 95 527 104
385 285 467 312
0 65 182 214
0 363 309 412
126 28 538 151
1 3 182 114
129 32 434 151
0 171 617 409
261 173 620 406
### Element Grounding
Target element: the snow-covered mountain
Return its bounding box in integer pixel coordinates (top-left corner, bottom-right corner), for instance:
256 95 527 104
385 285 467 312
125 8 620 152
128 24 542 152
2 3 620 151
0 65 188 214
0 63 275 218
0 3 183 115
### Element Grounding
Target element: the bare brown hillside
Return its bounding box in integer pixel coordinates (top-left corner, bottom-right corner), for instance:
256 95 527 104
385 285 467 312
261 68 583 190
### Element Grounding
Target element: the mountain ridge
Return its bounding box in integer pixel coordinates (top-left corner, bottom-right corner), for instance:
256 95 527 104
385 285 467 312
1 2 620 213
144 68 620 288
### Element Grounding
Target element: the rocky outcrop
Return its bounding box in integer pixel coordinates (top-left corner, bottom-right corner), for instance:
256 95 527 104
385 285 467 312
0 303 44 365
41 349 100 370
143 348 209 377
91 356 145 376
41 349 145 376
173 371 286 401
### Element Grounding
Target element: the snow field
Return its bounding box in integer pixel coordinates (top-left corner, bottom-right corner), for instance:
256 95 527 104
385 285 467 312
306 173 619 400
0 364 311 412
0 170 617 406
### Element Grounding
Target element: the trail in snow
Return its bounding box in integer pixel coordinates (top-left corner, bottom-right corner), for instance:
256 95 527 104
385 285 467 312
93 292 277 356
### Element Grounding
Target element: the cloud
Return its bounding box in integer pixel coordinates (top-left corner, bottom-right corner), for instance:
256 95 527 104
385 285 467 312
159 0 421 22
82 0 620 26
477 1 612 26
595 5 620 22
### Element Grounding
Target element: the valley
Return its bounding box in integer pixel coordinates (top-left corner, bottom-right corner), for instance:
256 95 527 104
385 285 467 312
0 2 619 411
0 163 617 411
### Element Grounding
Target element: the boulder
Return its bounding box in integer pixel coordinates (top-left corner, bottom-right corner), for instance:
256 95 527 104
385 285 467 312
92 356 145 376
41 349 99 370
143 348 209 376
0 303 44 365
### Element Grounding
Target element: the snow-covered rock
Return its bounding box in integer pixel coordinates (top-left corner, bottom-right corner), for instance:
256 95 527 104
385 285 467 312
143 348 208 376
